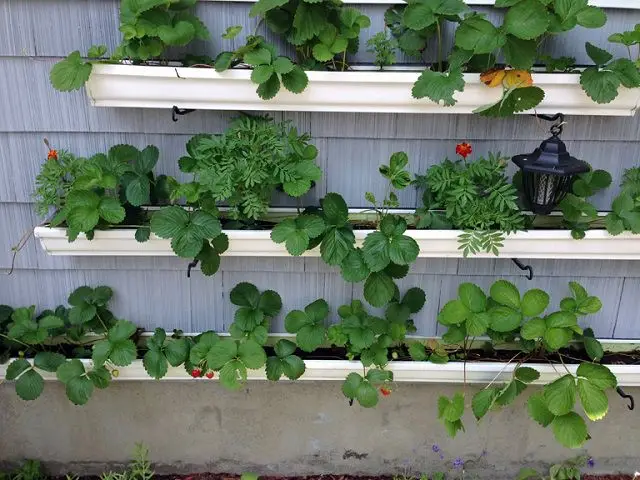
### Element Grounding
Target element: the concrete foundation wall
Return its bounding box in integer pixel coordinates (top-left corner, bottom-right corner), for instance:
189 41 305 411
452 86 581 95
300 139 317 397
1 382 639 477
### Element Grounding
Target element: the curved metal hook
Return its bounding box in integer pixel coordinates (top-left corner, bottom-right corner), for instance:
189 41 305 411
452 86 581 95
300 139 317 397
531 112 565 136
511 258 534 280
617 387 635 411
187 259 199 278
172 106 196 122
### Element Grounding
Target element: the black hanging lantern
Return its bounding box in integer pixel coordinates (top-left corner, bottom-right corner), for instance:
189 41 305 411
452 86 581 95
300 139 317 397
512 114 590 215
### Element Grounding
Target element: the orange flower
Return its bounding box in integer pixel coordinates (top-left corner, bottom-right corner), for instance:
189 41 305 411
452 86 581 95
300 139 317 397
380 387 392 397
456 142 472 159
47 149 58 161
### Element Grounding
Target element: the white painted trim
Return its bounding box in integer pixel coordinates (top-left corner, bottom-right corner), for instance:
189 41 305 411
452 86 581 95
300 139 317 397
34 226 640 260
1 359 639 385
199 0 640 8
86 65 640 116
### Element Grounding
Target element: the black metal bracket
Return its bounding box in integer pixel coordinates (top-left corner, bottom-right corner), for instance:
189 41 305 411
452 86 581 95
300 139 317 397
172 105 196 122
511 258 534 280
531 112 565 136
187 259 199 278
616 387 635 411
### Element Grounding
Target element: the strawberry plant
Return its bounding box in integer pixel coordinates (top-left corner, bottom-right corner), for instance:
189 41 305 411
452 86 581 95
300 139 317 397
51 0 209 92
92 320 139 367
265 339 306 381
215 35 308 100
248 0 370 70
143 328 191 380
386 0 611 116
342 369 393 407
435 280 613 448
271 152 419 307
285 299 329 352
1 285 124 404
580 41 640 104
228 282 282 345
557 168 612 239
36 143 168 242
605 167 640 235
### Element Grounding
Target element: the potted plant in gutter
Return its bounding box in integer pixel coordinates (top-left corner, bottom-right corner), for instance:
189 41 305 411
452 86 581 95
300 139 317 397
149 115 322 275
383 0 639 115
50 0 210 92
34 142 171 242
271 151 421 307
414 143 525 256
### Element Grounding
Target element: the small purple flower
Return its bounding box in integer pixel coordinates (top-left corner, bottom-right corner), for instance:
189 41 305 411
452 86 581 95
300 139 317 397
439 454 444 460
587 457 595 469
481 449 488 457
432 444 441 453
453 457 464 470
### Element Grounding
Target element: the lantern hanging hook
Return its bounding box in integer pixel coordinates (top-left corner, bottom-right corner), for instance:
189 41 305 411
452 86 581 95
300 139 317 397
511 258 534 280
532 112 565 136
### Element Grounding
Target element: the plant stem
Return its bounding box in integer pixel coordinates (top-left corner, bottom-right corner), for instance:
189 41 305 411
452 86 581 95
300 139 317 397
342 50 347 72
95 312 109 332
484 351 521 389
0 333 32 349
558 353 572 376
436 18 443 72
251 18 264 37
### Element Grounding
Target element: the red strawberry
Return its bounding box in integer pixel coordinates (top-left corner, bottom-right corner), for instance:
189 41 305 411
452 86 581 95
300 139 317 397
191 368 202 378
380 387 392 397
206 371 214 379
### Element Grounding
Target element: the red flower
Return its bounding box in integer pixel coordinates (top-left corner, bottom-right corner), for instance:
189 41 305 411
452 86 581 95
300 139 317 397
205 371 214 379
47 149 58 161
456 143 472 159
191 368 202 378
380 387 392 397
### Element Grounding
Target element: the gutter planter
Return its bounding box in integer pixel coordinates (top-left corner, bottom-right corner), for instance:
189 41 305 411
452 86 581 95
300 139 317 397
85 65 640 116
34 226 640 260
1 359 639 385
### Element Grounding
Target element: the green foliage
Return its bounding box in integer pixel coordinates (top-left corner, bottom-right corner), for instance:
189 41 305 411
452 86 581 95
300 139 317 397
559 168 612 239
605 167 640 235
38 144 166 241
385 0 610 114
580 42 640 104
3 460 46 480
330 287 425 378
437 280 612 448
342 369 392 407
415 149 524 256
52 1 208 92
100 443 154 480
285 299 328 352
142 328 190 379
228 282 282 345
366 30 397 69
215 36 308 99
50 47 105 92
177 116 321 220
266 339 305 380
517 456 590 480
249 0 370 69
117 0 209 60
2 285 121 404
92 320 138 367
385 0 467 60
